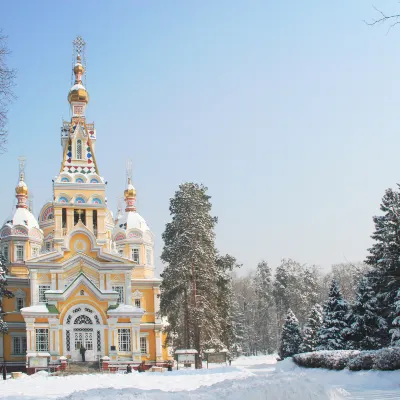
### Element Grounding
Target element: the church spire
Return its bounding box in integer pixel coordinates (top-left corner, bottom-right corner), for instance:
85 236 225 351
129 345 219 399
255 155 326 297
124 178 137 212
15 157 28 209
68 36 89 115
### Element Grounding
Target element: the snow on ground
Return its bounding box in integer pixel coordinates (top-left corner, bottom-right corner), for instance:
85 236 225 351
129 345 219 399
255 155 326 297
1 355 400 399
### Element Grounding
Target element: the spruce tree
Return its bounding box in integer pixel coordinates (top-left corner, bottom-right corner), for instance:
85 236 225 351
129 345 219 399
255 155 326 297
346 275 387 350
0 253 13 333
317 280 348 350
215 253 241 352
160 183 221 368
254 260 275 354
366 187 400 346
278 309 302 359
299 304 323 353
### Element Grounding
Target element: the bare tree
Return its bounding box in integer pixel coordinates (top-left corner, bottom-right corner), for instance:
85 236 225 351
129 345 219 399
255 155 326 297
366 6 400 33
0 31 16 153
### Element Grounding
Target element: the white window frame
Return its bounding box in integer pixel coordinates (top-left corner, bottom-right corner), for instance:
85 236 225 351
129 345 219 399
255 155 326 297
2 245 9 262
38 285 51 303
45 242 52 252
118 248 124 257
132 248 140 264
140 336 148 354
15 244 24 262
112 285 124 304
31 246 39 258
118 328 131 352
12 336 27 355
35 328 49 351
134 298 141 308
16 297 24 311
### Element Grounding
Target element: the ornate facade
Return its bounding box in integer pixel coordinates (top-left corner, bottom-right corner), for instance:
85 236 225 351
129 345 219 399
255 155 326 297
0 37 168 371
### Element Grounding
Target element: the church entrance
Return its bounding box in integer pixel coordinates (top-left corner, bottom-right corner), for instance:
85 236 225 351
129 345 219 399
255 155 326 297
63 304 103 361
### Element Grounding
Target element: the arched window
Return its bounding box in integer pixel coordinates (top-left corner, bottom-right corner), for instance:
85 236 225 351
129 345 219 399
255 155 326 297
76 139 82 160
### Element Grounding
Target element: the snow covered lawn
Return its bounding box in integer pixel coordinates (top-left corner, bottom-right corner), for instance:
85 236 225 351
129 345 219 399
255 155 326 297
1 355 400 399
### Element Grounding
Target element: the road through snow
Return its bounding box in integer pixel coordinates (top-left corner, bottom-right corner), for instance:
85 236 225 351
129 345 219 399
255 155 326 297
0 355 399 399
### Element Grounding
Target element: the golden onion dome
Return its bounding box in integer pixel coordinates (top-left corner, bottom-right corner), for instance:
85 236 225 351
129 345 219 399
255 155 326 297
124 178 136 198
15 173 28 196
68 84 89 104
68 54 89 104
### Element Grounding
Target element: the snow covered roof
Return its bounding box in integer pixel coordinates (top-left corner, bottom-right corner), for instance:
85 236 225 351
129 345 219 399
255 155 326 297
107 304 144 314
21 305 50 314
114 211 150 233
175 349 198 354
70 83 87 92
11 207 39 229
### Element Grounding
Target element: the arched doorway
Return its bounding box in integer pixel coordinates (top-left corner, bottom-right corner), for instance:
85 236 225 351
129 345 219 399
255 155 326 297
63 304 104 361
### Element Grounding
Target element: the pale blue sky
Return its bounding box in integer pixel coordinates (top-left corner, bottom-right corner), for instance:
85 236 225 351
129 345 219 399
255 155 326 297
0 0 399 274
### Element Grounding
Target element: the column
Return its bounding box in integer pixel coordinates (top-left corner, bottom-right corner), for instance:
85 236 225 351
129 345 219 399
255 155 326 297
30 271 38 305
155 330 162 361
105 273 110 290
51 273 56 290
125 272 132 305
130 318 141 362
99 273 105 290
107 318 118 361
86 209 93 232
153 287 161 322
25 318 35 352
67 208 74 232
48 318 59 358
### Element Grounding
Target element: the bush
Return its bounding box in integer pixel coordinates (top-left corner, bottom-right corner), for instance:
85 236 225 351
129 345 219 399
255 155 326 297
347 352 374 371
293 347 400 371
373 347 400 370
293 350 359 370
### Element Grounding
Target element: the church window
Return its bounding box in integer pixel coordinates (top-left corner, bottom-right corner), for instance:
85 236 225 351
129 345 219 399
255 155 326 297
134 299 141 308
93 210 98 236
118 328 130 352
76 178 84 183
35 328 49 351
94 315 100 325
38 285 51 303
61 177 70 183
2 246 8 261
16 297 25 311
16 245 24 262
66 315 72 324
74 315 92 325
45 242 52 252
118 248 124 257
66 331 71 351
132 248 140 264
13 336 26 355
140 337 147 354
62 208 67 229
90 178 99 184
80 290 84 295
146 249 152 266
112 286 124 303
97 331 101 351
76 139 82 160
74 209 86 225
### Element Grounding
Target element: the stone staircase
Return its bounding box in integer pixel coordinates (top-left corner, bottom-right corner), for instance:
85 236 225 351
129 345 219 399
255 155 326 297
55 361 100 375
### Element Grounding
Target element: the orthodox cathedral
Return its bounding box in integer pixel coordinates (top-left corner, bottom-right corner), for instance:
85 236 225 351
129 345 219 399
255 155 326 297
0 37 168 371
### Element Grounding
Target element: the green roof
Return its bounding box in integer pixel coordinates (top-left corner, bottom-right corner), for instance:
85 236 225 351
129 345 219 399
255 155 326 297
107 304 119 311
46 304 59 314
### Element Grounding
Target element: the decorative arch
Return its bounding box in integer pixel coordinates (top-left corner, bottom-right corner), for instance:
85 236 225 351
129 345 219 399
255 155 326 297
40 205 54 222
29 227 43 242
0 227 11 238
114 232 126 241
75 197 85 204
73 174 87 184
59 173 72 183
57 194 71 204
89 195 103 205
12 226 29 236
127 230 143 239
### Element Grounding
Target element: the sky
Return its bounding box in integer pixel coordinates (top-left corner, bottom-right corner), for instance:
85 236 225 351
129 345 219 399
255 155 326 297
0 0 399 276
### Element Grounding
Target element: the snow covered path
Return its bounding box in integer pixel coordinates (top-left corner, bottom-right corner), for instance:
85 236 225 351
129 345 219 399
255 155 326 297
1 355 400 399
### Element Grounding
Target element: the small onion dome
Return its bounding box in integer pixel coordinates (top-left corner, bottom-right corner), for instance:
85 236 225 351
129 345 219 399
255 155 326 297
124 178 136 198
74 55 85 75
15 173 28 196
68 83 89 104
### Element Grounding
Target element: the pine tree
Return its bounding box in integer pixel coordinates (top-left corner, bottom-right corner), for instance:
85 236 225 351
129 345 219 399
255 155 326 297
317 280 348 350
215 253 241 352
346 275 387 350
299 304 323 353
160 183 221 368
0 253 13 333
390 288 400 346
365 187 400 346
254 260 275 354
278 309 302 359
